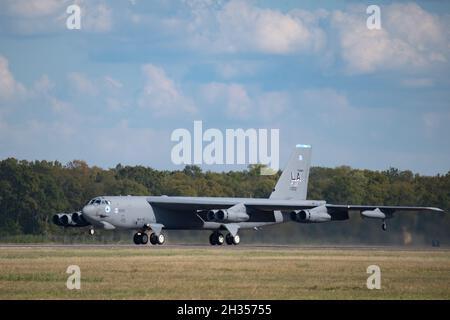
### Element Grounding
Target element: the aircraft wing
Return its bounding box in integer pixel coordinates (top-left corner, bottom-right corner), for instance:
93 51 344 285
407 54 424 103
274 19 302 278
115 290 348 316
147 196 444 215
147 196 444 212
147 196 326 212
326 204 444 213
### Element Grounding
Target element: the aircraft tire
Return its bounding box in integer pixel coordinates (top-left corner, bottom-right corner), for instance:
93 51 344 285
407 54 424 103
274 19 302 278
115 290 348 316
225 233 233 245
216 233 224 245
157 234 165 245
232 234 240 245
382 222 387 231
141 233 149 244
150 233 158 245
133 233 142 245
209 233 217 245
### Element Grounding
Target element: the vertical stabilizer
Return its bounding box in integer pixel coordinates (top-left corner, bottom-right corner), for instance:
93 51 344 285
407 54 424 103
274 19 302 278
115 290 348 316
269 144 312 200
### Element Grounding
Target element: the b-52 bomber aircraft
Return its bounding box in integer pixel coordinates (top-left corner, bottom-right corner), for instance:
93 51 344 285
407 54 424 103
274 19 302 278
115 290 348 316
53 145 444 245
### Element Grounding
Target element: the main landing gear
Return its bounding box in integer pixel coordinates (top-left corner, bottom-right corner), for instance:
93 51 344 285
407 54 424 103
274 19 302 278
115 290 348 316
133 232 165 245
209 231 240 245
150 233 165 245
381 220 387 231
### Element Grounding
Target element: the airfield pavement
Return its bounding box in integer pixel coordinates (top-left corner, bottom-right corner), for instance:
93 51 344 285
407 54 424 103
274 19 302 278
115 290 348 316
0 244 449 299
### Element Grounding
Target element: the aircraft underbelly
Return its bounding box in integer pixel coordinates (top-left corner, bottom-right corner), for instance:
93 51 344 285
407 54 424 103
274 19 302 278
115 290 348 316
153 208 204 229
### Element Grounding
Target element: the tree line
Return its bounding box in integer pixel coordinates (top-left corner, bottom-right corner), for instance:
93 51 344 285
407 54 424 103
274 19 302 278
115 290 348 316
0 158 448 245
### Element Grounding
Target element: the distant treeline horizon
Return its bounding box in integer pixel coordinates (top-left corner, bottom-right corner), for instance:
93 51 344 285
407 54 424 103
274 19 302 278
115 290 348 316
0 158 448 245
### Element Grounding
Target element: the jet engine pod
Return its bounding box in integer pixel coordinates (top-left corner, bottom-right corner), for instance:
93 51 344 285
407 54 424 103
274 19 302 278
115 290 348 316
206 205 250 222
52 213 65 226
207 210 216 221
60 214 73 226
72 212 90 227
215 210 226 221
215 208 249 222
291 205 331 223
360 208 387 219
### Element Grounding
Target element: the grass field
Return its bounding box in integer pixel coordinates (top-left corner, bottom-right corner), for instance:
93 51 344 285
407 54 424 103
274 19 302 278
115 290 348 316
0 246 449 299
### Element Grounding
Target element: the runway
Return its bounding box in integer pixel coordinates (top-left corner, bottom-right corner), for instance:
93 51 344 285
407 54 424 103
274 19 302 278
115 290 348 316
0 243 447 251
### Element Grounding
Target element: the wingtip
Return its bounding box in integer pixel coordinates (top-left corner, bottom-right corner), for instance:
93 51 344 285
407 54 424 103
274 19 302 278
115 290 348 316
430 207 445 213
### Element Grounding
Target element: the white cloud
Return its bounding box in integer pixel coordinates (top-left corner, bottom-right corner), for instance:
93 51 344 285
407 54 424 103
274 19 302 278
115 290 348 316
68 72 98 96
138 64 197 117
32 75 77 117
124 1 449 76
0 59 77 121
200 82 290 121
2 0 112 34
30 75 70 114
186 0 326 54
106 98 127 112
3 0 67 18
214 60 260 79
104 76 123 89
33 74 55 95
65 72 131 114
80 1 113 33
256 91 290 121
201 82 252 119
332 3 449 74
2 0 67 35
48 96 72 114
223 84 253 118
0 55 26 100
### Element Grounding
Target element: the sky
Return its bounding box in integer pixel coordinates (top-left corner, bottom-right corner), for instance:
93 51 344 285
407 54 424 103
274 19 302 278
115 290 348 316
0 0 449 175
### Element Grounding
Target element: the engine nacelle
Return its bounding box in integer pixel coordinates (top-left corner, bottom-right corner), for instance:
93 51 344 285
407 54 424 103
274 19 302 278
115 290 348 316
215 209 249 222
206 205 249 223
206 210 218 221
72 212 90 227
52 214 65 226
60 214 72 226
360 208 387 219
52 212 90 227
290 205 331 223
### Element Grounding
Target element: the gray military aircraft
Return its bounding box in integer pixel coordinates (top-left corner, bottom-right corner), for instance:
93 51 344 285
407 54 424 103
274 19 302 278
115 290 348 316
53 145 444 245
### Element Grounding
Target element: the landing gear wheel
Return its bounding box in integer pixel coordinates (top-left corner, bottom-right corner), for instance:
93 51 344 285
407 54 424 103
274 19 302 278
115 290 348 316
216 233 224 245
141 233 149 244
232 234 240 245
150 233 158 245
209 233 217 245
133 233 142 245
209 232 224 245
225 233 233 245
88 228 95 236
382 221 387 231
157 234 165 245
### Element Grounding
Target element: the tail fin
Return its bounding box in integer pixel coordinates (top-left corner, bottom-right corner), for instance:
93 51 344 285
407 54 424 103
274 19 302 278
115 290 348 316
269 144 312 200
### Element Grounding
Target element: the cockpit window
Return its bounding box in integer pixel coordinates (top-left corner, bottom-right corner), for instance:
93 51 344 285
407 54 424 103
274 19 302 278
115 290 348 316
87 197 109 205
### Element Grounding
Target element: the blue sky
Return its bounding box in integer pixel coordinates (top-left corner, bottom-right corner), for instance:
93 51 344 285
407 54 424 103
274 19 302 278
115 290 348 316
0 0 449 175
